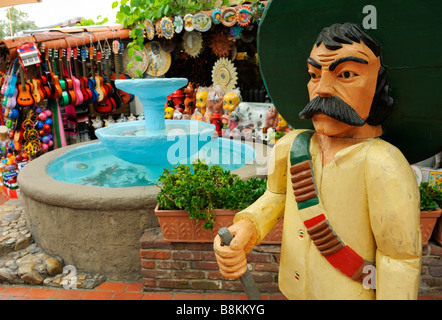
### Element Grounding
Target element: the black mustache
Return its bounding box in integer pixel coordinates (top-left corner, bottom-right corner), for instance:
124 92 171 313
299 96 366 127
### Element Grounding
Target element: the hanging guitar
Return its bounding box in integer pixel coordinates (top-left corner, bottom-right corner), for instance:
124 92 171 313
93 48 115 114
47 48 62 99
39 45 54 99
68 47 84 106
17 65 34 107
91 45 106 102
80 47 93 103
86 46 99 103
105 44 122 110
61 49 76 106
57 49 72 106
110 40 132 104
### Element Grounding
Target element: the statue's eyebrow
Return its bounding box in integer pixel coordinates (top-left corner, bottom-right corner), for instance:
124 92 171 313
329 56 368 71
307 57 322 69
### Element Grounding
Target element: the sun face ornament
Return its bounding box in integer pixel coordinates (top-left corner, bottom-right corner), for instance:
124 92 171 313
212 57 238 93
160 17 175 40
182 31 203 58
144 19 155 40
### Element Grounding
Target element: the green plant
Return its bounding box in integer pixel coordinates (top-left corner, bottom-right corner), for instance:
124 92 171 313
419 182 442 211
156 160 266 230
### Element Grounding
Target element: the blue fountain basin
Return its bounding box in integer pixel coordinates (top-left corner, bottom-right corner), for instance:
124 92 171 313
94 120 216 166
46 138 256 188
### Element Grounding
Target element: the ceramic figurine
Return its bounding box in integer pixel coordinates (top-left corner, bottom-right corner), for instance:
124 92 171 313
195 87 209 116
206 86 224 124
214 20 423 300
127 113 137 122
116 114 126 123
221 114 230 135
104 116 115 127
223 88 241 115
165 106 174 119
210 112 223 135
173 108 183 120
183 82 196 117
262 105 279 140
91 117 103 129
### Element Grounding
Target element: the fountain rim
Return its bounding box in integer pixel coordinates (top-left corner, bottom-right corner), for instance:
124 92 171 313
17 140 266 211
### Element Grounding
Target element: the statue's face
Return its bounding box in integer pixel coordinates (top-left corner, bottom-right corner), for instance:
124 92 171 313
306 42 381 137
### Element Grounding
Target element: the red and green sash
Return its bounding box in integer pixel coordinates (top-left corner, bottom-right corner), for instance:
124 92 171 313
290 130 369 281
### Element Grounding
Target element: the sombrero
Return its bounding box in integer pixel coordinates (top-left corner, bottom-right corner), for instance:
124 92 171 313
258 0 442 164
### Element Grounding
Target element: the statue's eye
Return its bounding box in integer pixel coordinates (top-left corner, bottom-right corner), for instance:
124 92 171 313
339 71 358 79
309 73 319 79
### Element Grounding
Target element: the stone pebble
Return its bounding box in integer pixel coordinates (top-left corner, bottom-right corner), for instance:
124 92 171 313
0 198 106 289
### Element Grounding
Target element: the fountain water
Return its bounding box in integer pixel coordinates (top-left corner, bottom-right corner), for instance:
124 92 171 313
94 78 216 168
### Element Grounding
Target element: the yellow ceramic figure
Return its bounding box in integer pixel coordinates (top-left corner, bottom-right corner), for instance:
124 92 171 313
223 89 241 115
214 23 421 300
164 107 174 119
195 87 209 116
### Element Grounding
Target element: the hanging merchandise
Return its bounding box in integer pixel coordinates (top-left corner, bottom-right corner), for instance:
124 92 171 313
122 44 150 78
221 7 237 27
17 42 41 69
144 19 155 40
144 41 172 77
209 29 234 58
184 14 194 32
212 8 222 25
237 5 253 27
193 12 212 33
251 1 265 24
212 57 238 93
173 14 184 34
160 17 175 40
229 25 244 40
182 31 203 58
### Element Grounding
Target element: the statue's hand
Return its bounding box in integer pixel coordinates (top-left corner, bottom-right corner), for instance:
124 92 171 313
213 219 258 279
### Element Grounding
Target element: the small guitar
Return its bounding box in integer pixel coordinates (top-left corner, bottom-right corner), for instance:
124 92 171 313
93 48 115 114
105 45 122 110
91 46 105 102
6 70 18 109
47 49 62 99
57 49 73 106
17 65 34 107
80 48 93 103
86 46 99 103
68 48 83 106
60 49 77 105
110 40 131 104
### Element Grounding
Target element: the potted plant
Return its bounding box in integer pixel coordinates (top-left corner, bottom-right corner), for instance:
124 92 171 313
419 182 442 246
155 160 274 243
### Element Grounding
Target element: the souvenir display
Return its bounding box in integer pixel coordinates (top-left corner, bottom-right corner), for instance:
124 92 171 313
160 17 175 40
223 89 241 115
221 7 237 27
182 31 203 58
193 12 212 32
237 5 253 27
195 87 209 116
211 58 238 93
209 29 234 58
173 15 184 34
122 45 149 78
144 41 172 77
211 8 222 24
184 14 194 32
144 19 155 40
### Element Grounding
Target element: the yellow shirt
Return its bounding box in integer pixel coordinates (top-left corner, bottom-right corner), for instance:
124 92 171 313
235 130 421 299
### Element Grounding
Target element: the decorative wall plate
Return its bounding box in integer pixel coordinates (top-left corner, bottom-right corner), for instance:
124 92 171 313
173 15 183 34
221 8 237 27
193 12 212 32
160 37 177 53
144 19 155 40
212 57 238 93
144 41 171 77
184 14 194 32
209 29 233 58
122 46 150 78
182 31 203 58
237 5 253 27
212 8 222 24
160 17 174 40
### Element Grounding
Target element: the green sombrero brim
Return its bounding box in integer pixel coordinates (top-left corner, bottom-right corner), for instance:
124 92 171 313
258 0 442 164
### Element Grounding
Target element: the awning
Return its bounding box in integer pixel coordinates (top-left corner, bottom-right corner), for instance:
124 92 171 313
0 0 42 8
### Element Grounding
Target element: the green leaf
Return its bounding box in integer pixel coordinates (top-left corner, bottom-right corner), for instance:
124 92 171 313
134 55 143 62
112 1 119 9
135 69 143 78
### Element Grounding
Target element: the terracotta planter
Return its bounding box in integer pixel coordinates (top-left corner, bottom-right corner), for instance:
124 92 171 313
155 205 283 244
420 207 442 246
431 208 442 246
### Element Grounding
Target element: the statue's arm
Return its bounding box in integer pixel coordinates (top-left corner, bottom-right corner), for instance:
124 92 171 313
366 141 422 300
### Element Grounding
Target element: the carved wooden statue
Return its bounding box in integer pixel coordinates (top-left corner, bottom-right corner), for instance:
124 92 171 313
213 0 442 299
